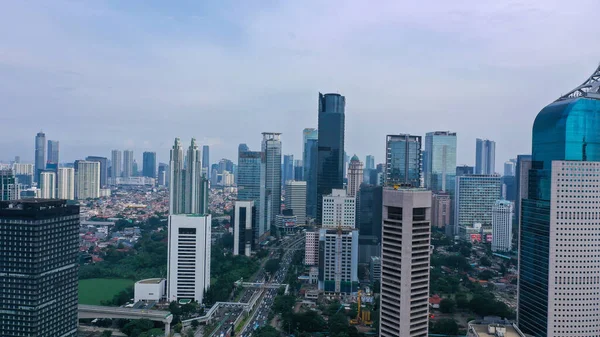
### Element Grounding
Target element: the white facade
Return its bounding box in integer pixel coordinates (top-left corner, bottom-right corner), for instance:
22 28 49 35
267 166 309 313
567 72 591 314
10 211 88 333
380 188 431 337
114 177 156 185
221 171 234 186
233 201 254 257
12 163 34 175
284 181 307 225
167 214 211 304
318 228 359 294
492 200 513 252
39 171 56 199
455 174 502 237
134 278 166 302
123 150 134 178
347 156 363 197
111 150 122 184
76 161 100 200
57 168 74 200
305 231 319 266
322 189 356 229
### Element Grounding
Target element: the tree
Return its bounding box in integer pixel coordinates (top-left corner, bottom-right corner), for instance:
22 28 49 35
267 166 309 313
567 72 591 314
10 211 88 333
455 293 469 309
101 331 113 337
478 270 495 281
328 312 350 336
191 320 200 328
430 319 459 335
347 302 358 319
480 256 492 267
254 326 279 337
265 259 281 276
439 298 456 314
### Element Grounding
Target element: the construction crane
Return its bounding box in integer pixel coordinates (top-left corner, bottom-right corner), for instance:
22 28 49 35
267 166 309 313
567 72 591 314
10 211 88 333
350 290 372 325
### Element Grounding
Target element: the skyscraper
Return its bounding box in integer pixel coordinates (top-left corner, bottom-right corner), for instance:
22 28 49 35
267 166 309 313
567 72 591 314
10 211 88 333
143 152 157 178
285 180 306 225
39 171 56 198
202 145 210 178
475 138 496 175
316 93 345 224
123 150 134 178
294 159 303 181
347 155 363 198
518 65 600 336
110 150 122 184
503 159 516 176
282 154 294 184
454 174 502 238
424 131 457 193
86 156 108 187
321 188 356 229
514 154 532 228
158 163 168 187
57 167 75 200
0 169 20 201
260 133 282 237
317 227 359 294
385 134 422 188
358 185 383 264
34 131 46 183
233 200 255 257
75 161 100 199
491 200 513 252
304 129 319 220
0 199 79 336
47 140 59 169
455 165 474 176
365 155 375 170
12 163 34 188
169 138 208 215
380 188 431 337
238 147 262 242
431 192 451 229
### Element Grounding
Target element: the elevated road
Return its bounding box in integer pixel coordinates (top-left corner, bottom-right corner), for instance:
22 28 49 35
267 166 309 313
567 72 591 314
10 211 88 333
78 304 173 335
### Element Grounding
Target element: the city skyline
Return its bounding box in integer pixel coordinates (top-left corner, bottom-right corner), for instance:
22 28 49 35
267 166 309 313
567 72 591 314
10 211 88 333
4 2 600 170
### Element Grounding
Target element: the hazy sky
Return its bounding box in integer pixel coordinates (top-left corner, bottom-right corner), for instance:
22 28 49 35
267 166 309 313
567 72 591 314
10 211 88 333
2 1 600 171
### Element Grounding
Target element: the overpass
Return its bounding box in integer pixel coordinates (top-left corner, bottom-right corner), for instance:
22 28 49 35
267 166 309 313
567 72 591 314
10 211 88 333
181 301 251 327
79 304 173 336
240 282 289 294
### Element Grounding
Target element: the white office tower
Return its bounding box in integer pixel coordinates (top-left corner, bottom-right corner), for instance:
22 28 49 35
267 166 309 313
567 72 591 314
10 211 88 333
347 155 363 197
57 168 75 200
284 181 307 225
39 171 56 198
123 150 134 178
169 138 184 214
184 138 204 214
491 200 513 252
322 189 355 229
75 161 100 199
110 150 122 184
380 188 431 337
167 214 211 303
233 201 254 256
318 227 359 294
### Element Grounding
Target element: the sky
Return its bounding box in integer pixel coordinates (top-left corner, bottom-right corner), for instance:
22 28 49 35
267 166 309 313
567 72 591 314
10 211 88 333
2 0 600 172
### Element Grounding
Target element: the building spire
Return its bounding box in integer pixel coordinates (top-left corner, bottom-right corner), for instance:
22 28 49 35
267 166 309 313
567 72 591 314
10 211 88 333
556 63 600 101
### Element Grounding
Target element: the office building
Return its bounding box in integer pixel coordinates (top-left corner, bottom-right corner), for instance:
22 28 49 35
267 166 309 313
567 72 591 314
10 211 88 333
47 140 59 169
111 150 122 184
283 154 294 184
431 192 451 229
169 139 184 213
385 134 422 188
475 139 496 175
202 145 210 178
322 189 355 229
166 214 211 304
491 200 513 252
454 175 502 237
13 163 34 188
304 128 319 220
75 161 100 199
169 138 209 215
424 131 457 193
514 155 532 230
370 256 381 283
347 155 363 197
517 65 600 336
316 93 345 224
456 165 474 176
238 147 262 241
275 210 298 235
143 152 157 178
294 160 303 181
220 171 234 186
34 131 46 183
358 184 383 264
260 133 282 237
57 167 75 200
318 227 359 294
123 150 134 178
233 201 255 256
365 155 375 170
39 171 56 198
85 156 108 187
285 180 306 225
0 199 79 336
502 174 517 202
218 158 234 174
503 159 516 176
158 163 168 186
380 188 431 337
305 231 319 266
0 169 20 201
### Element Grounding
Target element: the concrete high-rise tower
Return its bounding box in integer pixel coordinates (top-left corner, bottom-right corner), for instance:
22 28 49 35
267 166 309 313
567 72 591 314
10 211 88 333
75 161 100 199
285 180 307 225
123 150 134 178
475 138 496 175
347 155 363 197
260 132 282 237
57 167 75 200
492 200 513 252
110 150 122 184
316 93 345 224
169 139 184 214
517 64 600 336
380 188 432 337
34 131 46 183
86 156 108 187
39 171 56 198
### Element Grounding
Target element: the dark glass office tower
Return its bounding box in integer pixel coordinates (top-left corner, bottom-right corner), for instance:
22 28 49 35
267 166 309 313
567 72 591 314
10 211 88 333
316 93 345 223
0 199 79 336
282 154 294 184
142 151 157 178
34 131 46 183
304 129 318 220
518 65 600 336
385 134 422 187
86 156 108 187
202 145 210 179
358 184 383 264
47 140 59 170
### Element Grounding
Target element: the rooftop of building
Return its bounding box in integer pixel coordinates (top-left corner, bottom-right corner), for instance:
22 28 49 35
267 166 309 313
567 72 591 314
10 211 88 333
468 321 526 337
137 278 164 285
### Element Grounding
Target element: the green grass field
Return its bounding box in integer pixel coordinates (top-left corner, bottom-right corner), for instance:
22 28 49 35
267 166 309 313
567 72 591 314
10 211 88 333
78 278 134 305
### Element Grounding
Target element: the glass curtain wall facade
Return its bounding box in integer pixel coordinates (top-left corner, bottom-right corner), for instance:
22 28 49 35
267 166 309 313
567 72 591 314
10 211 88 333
385 134 422 188
424 131 457 193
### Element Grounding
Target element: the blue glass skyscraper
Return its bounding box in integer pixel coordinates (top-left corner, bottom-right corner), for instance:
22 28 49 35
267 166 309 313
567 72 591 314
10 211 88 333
385 134 422 187
518 64 600 336
316 93 345 224
303 128 318 219
424 131 457 193
282 154 294 184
